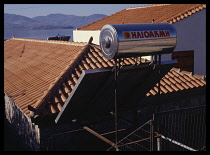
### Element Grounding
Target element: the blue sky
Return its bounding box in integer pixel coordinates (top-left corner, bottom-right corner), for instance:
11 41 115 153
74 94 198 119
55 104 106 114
4 4 152 18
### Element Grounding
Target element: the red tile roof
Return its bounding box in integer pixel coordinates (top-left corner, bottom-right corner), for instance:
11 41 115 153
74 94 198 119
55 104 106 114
77 4 206 30
4 38 87 116
146 69 206 97
4 38 206 119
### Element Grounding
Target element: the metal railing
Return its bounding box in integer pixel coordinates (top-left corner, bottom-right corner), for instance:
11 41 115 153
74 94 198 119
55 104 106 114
153 105 206 151
40 105 205 151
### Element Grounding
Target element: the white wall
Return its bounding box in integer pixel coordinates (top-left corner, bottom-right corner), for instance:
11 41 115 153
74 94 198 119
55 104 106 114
73 30 101 44
154 9 206 75
172 9 206 75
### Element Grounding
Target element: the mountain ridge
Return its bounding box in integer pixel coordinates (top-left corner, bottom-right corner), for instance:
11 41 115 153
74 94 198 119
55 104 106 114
4 13 107 30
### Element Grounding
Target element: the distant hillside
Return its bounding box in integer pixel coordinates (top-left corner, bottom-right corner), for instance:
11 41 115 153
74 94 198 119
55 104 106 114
4 13 43 29
33 13 107 29
4 13 107 30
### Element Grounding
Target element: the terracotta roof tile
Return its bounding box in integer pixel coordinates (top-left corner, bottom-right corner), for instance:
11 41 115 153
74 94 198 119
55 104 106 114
150 89 157 96
172 68 181 73
147 67 206 97
57 102 63 111
160 80 166 86
181 70 193 76
4 38 206 118
178 75 187 82
180 82 189 89
194 74 206 81
185 81 194 88
4 38 87 116
189 80 199 88
50 104 58 114
162 78 171 85
78 4 206 30
165 84 174 92
160 85 168 94
200 79 206 85
194 79 205 86
172 70 181 77
170 84 179 92
175 83 185 91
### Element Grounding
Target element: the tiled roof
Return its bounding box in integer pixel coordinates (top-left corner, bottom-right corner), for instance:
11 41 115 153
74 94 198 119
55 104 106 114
146 68 206 97
4 38 87 116
78 4 206 30
31 45 148 117
4 38 206 119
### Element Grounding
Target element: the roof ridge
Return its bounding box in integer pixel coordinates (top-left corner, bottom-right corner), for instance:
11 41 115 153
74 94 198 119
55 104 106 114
11 37 86 46
171 67 206 80
126 4 171 10
193 74 206 81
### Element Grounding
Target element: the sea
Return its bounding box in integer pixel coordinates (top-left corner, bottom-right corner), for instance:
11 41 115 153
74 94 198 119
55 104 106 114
4 28 75 41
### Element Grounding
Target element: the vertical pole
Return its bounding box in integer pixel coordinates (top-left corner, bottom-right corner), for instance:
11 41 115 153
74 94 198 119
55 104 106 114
150 119 154 151
157 54 161 113
157 137 161 151
52 125 55 151
157 54 161 151
114 58 119 151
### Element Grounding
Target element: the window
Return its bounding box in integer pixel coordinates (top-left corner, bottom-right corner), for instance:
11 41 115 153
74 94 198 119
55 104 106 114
172 50 194 73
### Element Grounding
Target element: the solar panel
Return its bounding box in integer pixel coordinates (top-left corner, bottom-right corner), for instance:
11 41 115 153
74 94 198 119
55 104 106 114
55 60 177 124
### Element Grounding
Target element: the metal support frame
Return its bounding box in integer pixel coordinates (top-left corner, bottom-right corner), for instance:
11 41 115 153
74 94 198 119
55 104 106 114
153 54 161 113
113 58 122 151
152 54 162 151
158 54 161 113
156 54 162 151
112 55 162 151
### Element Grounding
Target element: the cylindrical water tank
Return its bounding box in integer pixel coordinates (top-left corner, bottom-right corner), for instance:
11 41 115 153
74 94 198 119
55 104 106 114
99 23 177 60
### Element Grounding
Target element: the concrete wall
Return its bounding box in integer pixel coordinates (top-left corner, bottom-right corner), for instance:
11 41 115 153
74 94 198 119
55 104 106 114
73 30 101 44
4 93 40 151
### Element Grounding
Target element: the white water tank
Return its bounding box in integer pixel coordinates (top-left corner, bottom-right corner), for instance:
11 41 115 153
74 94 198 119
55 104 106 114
99 23 177 60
